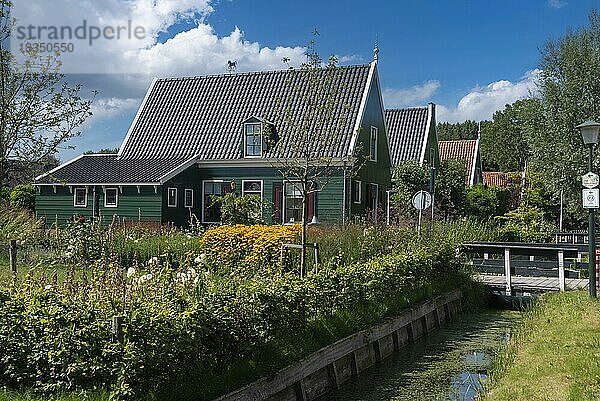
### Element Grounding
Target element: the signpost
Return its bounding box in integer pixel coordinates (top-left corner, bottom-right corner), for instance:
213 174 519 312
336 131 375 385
582 171 599 298
583 188 600 209
582 172 600 189
412 190 432 238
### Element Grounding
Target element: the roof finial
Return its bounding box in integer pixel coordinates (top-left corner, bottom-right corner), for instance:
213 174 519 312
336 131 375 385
373 36 379 62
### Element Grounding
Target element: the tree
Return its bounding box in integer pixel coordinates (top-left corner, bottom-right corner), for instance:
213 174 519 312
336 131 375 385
390 161 429 221
436 159 467 218
269 34 360 276
530 9 600 226
436 120 480 141
465 184 510 220
0 0 94 188
480 99 540 172
9 183 34 211
216 193 271 225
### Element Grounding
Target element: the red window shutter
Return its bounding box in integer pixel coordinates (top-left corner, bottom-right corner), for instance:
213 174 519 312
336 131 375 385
307 190 317 220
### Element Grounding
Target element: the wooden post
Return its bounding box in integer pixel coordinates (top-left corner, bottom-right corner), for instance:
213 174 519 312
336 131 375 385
504 247 512 296
9 240 17 274
558 250 565 292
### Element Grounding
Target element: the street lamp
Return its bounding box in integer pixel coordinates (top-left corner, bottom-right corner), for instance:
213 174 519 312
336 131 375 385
577 120 600 298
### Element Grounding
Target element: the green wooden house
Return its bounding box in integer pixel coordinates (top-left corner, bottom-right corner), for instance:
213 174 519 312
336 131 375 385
35 59 393 227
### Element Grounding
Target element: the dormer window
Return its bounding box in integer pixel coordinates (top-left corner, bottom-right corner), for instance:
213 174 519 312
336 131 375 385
245 123 262 157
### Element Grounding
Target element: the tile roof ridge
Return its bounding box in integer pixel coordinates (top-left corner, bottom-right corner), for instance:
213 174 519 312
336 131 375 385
155 63 372 82
82 153 118 157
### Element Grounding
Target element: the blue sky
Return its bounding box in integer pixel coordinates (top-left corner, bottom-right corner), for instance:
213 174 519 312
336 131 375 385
16 0 599 161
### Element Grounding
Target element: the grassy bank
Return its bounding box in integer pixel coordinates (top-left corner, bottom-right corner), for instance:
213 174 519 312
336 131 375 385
482 291 600 401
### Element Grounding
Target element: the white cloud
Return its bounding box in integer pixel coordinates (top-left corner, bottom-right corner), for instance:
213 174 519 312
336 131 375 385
436 69 540 123
382 80 441 108
548 0 567 9
87 97 141 126
13 0 306 84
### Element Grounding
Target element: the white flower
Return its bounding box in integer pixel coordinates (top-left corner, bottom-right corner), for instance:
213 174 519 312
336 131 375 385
148 257 159 266
44 284 52 290
126 267 136 278
138 273 154 284
194 253 206 264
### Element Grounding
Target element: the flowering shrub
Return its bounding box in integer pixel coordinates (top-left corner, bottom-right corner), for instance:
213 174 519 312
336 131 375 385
200 224 300 271
0 239 469 401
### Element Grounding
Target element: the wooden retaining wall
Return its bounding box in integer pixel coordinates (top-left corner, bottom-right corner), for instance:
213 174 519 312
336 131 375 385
215 289 462 401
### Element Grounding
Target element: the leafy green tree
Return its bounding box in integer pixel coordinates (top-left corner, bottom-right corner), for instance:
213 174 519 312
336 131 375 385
216 193 271 225
465 184 510 220
0 0 94 188
530 9 600 226
390 161 429 220
9 184 35 211
480 99 540 172
437 120 480 141
436 159 467 218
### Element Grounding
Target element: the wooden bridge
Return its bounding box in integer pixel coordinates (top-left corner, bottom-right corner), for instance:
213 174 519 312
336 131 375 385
461 242 591 296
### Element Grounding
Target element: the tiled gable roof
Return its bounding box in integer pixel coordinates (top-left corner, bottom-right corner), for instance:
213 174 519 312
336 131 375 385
119 64 372 161
385 107 429 166
438 139 477 184
36 154 187 184
483 171 521 188
36 64 374 185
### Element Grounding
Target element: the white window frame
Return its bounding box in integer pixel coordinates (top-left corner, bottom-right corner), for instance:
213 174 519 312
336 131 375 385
104 187 118 208
184 188 194 208
283 181 303 224
353 180 362 204
73 187 87 208
241 179 263 200
244 122 263 158
167 187 178 208
370 126 378 162
202 180 224 223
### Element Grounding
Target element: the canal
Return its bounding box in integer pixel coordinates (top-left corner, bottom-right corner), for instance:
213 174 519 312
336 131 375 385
321 309 519 401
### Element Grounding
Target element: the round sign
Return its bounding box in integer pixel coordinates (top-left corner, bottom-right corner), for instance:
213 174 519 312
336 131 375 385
412 190 432 210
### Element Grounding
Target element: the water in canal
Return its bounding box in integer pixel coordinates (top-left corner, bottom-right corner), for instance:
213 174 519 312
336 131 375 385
321 310 519 401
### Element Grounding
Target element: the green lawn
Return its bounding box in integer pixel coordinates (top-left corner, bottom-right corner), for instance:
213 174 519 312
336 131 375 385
483 291 600 401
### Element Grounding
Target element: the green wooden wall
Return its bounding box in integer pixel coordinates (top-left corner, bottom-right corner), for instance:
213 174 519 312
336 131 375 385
349 69 392 216
36 185 162 227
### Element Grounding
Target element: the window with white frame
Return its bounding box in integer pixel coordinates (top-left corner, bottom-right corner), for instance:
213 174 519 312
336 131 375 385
352 180 362 204
284 182 303 223
245 123 262 157
242 180 263 198
104 188 118 208
74 187 87 207
184 189 194 208
167 187 177 207
370 126 378 161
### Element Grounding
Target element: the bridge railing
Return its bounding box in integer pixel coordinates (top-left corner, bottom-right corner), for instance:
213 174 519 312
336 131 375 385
461 242 584 296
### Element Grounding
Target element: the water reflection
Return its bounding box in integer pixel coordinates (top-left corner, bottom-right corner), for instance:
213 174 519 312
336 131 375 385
321 310 518 401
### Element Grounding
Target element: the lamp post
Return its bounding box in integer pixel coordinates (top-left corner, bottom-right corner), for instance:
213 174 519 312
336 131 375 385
577 120 600 298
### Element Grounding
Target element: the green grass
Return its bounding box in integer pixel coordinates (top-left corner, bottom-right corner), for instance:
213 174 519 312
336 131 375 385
482 291 600 401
